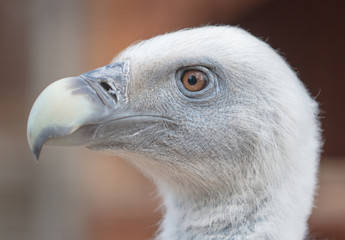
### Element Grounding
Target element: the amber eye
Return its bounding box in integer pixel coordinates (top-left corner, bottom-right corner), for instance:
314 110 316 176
181 70 208 92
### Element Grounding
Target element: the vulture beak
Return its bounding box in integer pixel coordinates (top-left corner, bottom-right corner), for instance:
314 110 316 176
27 62 130 161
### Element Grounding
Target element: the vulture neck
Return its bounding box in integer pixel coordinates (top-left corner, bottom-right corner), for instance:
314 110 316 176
157 183 303 240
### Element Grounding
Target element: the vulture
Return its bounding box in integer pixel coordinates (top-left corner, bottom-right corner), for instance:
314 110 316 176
27 26 321 240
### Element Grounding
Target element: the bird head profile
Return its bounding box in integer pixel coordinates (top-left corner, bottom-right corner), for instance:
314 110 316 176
27 26 321 239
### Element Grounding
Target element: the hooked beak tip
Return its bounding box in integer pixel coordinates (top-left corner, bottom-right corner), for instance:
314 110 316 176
32 145 40 162
27 130 42 161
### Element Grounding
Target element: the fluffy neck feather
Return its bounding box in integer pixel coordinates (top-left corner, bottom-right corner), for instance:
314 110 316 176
156 179 309 240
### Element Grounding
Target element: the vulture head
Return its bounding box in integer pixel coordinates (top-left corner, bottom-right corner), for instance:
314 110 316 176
27 26 321 239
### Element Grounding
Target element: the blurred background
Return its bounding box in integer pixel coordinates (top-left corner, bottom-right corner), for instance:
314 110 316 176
1 0 344 239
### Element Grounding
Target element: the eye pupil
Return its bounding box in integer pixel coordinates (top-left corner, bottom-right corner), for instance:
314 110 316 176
187 75 197 85
181 70 208 92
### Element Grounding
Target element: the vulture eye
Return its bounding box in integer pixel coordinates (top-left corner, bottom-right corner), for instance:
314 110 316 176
181 70 208 92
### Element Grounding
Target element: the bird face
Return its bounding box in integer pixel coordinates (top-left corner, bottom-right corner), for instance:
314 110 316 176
27 26 319 195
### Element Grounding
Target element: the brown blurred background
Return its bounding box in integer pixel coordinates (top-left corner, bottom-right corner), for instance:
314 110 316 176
1 0 344 239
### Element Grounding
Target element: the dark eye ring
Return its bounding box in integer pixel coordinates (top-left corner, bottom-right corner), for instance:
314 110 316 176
181 70 208 92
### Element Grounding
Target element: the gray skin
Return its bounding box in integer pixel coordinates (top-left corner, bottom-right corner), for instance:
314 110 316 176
27 26 321 239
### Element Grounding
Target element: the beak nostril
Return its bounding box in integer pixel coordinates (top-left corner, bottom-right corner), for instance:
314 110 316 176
99 81 118 103
100 82 111 92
